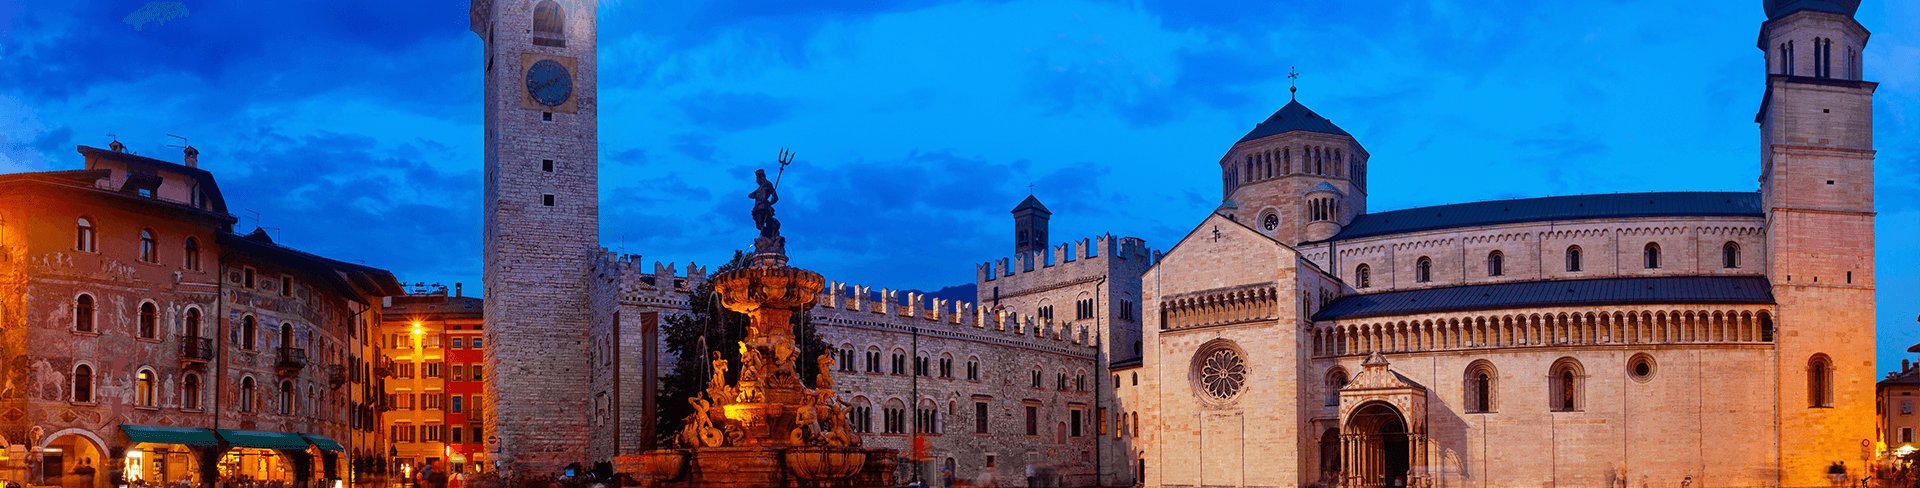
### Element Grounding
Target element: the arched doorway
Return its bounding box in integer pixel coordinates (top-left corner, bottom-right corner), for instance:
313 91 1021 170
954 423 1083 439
1319 427 1342 483
1343 401 1410 488
37 430 108 488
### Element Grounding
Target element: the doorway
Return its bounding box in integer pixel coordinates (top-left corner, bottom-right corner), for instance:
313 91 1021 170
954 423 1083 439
1343 401 1410 488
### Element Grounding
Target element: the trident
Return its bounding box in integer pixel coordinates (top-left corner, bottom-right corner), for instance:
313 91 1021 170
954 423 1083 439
773 148 794 191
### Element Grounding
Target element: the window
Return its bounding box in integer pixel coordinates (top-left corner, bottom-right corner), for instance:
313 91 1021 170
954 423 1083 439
891 352 907 375
281 276 293 297
471 395 485 421
542 159 554 172
865 348 882 373
185 308 201 338
244 268 254 288
1057 373 1068 391
239 377 255 411
1487 251 1504 277
940 357 953 378
1032 369 1043 388
1076 298 1095 320
531 0 565 46
451 365 465 381
1905 427 1915 444
242 316 256 350
1037 305 1054 322
1324 368 1348 407
1566 245 1583 272
1070 409 1082 437
884 403 906 434
1549 359 1583 412
543 194 555 206
1628 354 1656 383
1902 400 1911 415
1415 257 1432 283
967 358 980 381
1263 212 1279 232
914 355 929 377
916 403 939 434
279 381 294 414
451 426 463 444
76 217 95 252
182 374 201 410
181 238 200 272
1723 242 1740 268
452 395 464 413
73 364 94 403
1809 354 1833 408
1355 264 1370 288
428 362 444 378
74 294 95 332
1644 243 1661 269
140 229 157 262
849 404 873 433
975 402 989 433
139 302 157 339
137 369 155 407
1025 405 1039 436
1464 361 1496 413
1098 407 1108 435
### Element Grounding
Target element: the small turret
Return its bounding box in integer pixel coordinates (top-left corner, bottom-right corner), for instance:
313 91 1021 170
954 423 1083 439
1012 195 1051 255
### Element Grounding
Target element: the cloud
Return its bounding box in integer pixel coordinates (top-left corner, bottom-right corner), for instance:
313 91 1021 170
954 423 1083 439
123 2 188 31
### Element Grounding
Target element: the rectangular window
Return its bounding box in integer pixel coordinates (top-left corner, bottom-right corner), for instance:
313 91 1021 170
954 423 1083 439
451 365 465 381
543 194 555 206
1070 409 1082 437
1903 400 1912 415
450 427 463 444
1097 408 1107 435
426 362 442 378
281 277 293 297
1904 427 1914 444
1025 406 1038 436
471 365 483 381
542 159 554 172
472 338 483 348
450 395 463 413
450 338 463 349
244 268 255 288
470 395 484 422
975 402 989 434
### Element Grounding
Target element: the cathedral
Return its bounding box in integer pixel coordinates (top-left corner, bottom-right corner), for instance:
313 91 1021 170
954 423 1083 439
473 0 1879 487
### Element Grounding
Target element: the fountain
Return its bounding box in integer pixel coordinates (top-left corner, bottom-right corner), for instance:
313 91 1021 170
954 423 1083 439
620 151 896 487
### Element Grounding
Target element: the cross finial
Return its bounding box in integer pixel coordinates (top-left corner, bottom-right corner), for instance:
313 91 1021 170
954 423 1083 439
1288 66 1299 100
1028 182 1035 195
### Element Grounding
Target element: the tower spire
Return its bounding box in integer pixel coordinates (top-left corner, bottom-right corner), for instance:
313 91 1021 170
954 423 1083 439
1288 66 1299 100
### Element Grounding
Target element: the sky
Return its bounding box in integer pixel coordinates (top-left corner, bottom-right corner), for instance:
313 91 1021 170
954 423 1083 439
0 0 1915 370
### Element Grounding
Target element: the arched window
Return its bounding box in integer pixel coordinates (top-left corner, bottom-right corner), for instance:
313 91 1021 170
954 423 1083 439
279 380 294 415
1760 312 1775 342
183 237 200 270
76 217 95 252
240 377 255 412
182 374 201 410
1566 246 1583 272
1283 147 1291 174
140 229 157 262
74 294 95 332
139 302 158 339
1644 242 1661 269
531 1 565 45
185 308 201 338
241 316 257 350
1416 257 1432 283
1549 358 1584 412
73 364 94 403
1809 354 1833 408
1465 361 1497 413
137 369 155 407
1324 368 1348 406
1355 264 1371 289
1723 242 1740 269
1487 251 1504 277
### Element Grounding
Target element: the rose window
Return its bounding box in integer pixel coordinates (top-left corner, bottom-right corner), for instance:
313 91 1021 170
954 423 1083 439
1197 348 1247 401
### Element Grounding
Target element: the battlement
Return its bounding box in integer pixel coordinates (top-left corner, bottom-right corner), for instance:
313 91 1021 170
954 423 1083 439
592 249 707 298
976 234 1156 283
814 280 1101 350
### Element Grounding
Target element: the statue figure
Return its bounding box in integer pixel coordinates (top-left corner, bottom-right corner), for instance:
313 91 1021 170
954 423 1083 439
706 352 730 398
772 338 798 381
683 397 724 448
815 353 836 390
749 169 781 239
790 398 822 445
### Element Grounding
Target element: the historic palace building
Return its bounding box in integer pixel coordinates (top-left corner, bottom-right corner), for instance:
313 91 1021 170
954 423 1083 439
0 145 402 487
474 0 1881 487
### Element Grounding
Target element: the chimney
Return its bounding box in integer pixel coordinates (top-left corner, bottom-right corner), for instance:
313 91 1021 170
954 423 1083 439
455 283 463 297
1906 359 1912 372
183 145 199 168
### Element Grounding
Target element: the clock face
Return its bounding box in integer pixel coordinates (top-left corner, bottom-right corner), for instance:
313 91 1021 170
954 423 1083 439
524 59 573 107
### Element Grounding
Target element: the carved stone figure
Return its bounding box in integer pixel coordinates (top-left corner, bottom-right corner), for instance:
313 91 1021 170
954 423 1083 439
815 353 835 391
749 169 780 239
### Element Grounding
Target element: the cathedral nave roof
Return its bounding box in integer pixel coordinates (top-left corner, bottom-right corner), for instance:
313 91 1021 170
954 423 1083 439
1322 191 1762 242
1312 275 1774 321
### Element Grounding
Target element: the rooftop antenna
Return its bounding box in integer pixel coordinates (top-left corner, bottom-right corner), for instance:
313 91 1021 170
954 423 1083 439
1288 66 1299 100
166 134 199 167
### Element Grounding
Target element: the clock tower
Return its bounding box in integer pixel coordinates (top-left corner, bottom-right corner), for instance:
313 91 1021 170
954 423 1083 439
471 0 597 474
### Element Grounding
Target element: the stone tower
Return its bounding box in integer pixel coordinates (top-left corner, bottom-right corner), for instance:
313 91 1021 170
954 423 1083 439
471 0 599 474
1755 0 1876 485
1217 99 1369 246
1012 195 1051 254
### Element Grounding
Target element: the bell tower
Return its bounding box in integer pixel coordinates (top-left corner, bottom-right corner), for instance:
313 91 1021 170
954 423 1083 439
1755 1 1875 485
472 0 598 474
1012 195 1051 255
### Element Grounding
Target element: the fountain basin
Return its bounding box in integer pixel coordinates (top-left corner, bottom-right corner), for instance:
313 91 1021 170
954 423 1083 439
784 447 867 481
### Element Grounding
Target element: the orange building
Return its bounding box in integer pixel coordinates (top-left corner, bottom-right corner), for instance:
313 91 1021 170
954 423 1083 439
378 286 487 477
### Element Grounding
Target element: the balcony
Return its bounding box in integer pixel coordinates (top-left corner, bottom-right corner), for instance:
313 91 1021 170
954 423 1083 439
179 336 214 370
327 364 347 389
275 347 307 377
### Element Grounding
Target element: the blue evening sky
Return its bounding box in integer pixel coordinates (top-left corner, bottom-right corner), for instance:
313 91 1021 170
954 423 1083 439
2 1 1915 371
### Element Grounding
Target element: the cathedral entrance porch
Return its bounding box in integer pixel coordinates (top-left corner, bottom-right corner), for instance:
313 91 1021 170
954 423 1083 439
1341 402 1414 488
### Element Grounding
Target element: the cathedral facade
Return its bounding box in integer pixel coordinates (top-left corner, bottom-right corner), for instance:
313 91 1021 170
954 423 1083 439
475 0 1878 486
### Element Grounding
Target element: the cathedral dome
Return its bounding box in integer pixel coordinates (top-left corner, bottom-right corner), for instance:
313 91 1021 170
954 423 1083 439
1763 0 1859 19
1237 99 1350 144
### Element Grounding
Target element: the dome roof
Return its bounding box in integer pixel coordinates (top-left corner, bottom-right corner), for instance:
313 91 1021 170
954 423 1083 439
1237 99 1350 144
1764 0 1859 19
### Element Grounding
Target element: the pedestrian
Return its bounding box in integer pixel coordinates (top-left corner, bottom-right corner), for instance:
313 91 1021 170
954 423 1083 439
1024 464 1035 488
942 463 954 488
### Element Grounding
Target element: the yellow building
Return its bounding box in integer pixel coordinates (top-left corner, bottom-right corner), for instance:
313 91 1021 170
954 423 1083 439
379 285 486 477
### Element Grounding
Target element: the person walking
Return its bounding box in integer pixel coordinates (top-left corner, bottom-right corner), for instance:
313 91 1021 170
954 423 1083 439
1024 464 1035 488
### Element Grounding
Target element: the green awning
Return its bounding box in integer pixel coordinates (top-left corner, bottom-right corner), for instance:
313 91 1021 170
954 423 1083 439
120 425 221 447
214 430 311 450
301 434 344 452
